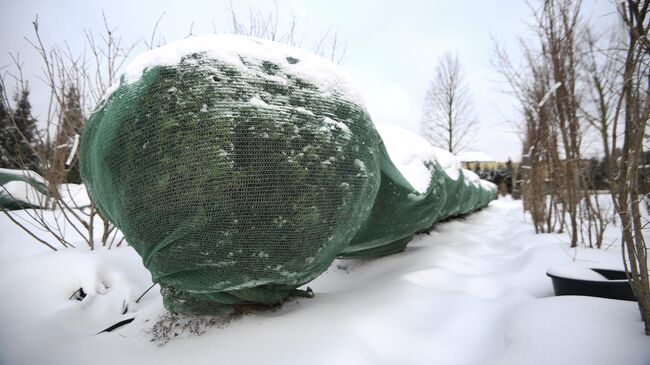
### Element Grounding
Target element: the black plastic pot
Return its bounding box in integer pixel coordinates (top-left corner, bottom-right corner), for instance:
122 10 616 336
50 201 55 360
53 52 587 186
546 268 636 301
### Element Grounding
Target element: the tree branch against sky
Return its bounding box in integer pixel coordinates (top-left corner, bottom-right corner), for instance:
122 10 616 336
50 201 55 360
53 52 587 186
420 52 479 154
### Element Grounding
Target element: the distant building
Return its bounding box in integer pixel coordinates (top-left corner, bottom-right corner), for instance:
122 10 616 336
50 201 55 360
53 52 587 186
456 151 497 169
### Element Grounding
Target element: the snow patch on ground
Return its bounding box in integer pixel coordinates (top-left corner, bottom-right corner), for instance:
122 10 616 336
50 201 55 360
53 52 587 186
0 197 648 365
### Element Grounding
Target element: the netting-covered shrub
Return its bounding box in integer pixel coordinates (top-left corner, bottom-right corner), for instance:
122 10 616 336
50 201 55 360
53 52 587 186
340 124 497 258
80 35 497 314
81 36 382 313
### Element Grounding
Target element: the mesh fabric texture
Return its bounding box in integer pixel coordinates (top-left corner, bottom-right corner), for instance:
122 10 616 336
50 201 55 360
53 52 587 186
339 146 496 258
80 36 381 313
80 35 497 314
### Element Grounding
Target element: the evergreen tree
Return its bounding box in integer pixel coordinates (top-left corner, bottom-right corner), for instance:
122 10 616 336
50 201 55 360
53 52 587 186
0 84 12 168
10 86 41 172
489 167 496 181
590 156 609 190
504 158 514 194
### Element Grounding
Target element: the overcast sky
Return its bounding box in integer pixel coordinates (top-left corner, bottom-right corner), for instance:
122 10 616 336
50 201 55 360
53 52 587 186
1 0 617 161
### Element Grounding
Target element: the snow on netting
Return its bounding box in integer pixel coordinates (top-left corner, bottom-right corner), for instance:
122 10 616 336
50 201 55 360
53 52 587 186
80 35 496 314
340 124 497 258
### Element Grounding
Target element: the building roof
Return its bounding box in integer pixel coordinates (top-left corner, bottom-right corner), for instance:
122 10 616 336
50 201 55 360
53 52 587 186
456 151 494 163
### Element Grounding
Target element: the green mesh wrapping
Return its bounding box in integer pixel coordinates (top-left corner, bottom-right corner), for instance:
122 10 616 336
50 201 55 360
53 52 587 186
80 36 382 313
339 146 497 258
0 169 48 210
80 35 496 314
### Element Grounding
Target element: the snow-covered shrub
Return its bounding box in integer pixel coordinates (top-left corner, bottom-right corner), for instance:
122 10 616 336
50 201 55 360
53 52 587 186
81 35 381 313
80 35 497 314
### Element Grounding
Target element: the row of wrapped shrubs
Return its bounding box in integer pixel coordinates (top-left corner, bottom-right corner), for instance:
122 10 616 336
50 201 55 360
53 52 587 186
80 35 497 314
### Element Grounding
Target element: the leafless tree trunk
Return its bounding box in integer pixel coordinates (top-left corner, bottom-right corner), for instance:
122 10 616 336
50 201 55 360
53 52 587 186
536 0 585 247
493 38 556 233
493 0 614 249
609 0 650 335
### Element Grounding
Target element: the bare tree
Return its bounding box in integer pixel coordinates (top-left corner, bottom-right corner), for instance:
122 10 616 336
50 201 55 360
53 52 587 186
0 15 134 250
496 0 650 333
537 0 587 248
493 37 557 234
420 52 479 154
492 0 615 249
609 0 650 335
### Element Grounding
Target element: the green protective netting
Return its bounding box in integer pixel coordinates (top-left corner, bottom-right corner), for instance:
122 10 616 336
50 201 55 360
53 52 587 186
0 168 48 210
340 126 497 258
80 35 497 314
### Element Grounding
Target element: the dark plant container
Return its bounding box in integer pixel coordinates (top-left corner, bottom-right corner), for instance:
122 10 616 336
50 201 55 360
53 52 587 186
546 268 636 301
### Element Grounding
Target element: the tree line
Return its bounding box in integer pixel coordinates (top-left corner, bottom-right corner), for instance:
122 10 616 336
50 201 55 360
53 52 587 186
492 0 650 334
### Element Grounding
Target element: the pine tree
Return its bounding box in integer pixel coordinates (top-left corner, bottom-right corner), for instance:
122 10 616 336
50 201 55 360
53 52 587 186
10 86 41 172
0 84 12 168
505 158 514 194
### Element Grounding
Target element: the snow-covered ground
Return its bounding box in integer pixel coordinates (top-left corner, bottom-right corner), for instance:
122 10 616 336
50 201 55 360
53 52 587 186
1 197 649 365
